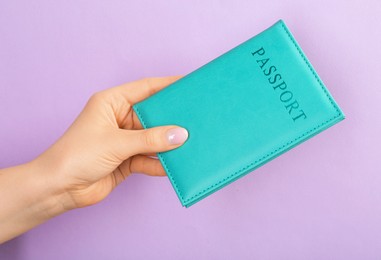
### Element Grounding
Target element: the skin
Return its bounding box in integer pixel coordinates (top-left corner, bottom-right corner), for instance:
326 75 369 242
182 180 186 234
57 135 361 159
0 76 188 243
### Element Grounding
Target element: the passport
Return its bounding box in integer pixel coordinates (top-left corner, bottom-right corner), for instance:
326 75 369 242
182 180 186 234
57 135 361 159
132 19 345 208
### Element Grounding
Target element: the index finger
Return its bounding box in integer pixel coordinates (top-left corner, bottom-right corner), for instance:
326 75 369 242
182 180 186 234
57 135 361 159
113 75 183 105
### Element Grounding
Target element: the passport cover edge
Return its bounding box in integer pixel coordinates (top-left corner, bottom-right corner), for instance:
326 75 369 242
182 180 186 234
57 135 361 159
132 19 345 208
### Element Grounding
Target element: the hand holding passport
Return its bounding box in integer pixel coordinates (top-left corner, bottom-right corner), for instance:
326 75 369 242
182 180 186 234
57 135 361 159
133 19 345 208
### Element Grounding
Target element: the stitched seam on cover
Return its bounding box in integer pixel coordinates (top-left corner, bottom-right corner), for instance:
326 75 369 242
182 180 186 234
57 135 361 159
135 21 343 205
133 105 185 201
183 115 339 203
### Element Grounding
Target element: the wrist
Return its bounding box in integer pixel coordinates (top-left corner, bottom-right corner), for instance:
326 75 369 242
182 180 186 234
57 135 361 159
0 159 73 243
26 157 74 219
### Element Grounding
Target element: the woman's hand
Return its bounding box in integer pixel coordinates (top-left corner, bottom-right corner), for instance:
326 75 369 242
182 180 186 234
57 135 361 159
0 76 188 243
38 75 189 209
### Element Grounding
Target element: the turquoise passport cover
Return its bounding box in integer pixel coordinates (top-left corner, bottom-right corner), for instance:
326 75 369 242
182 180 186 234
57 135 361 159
132 19 345 208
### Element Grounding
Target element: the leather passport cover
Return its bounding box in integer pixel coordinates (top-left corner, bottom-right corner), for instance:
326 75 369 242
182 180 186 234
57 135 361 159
132 19 345 208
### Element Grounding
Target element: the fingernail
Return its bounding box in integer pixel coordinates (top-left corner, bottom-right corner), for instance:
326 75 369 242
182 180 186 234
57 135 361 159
166 127 188 145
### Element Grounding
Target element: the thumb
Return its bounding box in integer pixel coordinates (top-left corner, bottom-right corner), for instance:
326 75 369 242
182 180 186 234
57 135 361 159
122 125 189 157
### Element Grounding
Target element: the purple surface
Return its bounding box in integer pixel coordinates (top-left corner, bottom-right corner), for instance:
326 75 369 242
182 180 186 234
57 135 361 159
1 0 380 259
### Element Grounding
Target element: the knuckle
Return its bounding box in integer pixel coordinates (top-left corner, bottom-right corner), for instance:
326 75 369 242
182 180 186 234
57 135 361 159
154 161 165 175
142 77 157 96
88 91 106 105
141 157 149 172
142 129 160 148
88 90 118 108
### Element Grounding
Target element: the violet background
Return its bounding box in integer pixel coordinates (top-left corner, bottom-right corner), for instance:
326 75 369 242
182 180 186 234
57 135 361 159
0 0 380 259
